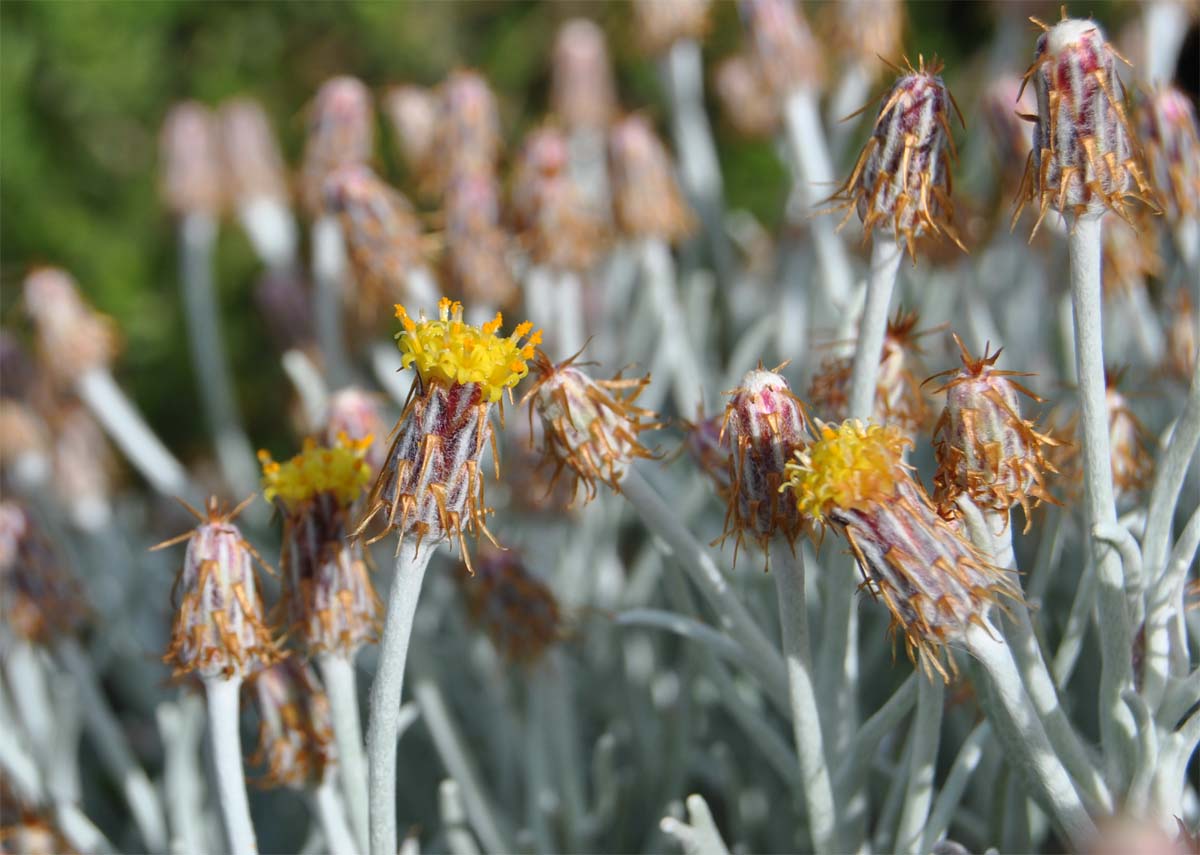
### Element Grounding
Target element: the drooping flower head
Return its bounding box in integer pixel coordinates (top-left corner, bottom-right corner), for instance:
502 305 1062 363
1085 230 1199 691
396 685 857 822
0 502 87 645
1016 14 1154 232
249 658 334 790
834 55 964 258
160 101 224 217
456 548 563 665
784 420 1019 680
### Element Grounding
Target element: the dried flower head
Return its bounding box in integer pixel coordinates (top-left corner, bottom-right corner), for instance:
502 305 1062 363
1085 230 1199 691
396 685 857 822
714 54 780 138
157 497 279 679
739 0 823 97
324 387 388 473
260 435 379 656
784 420 1019 680
219 98 290 206
1137 86 1200 224
633 0 711 55
1164 289 1197 383
522 351 659 504
821 0 904 74
456 548 563 665
160 101 224 216
929 336 1059 525
22 268 117 387
249 659 334 790
1016 14 1154 231
0 502 87 644
1105 373 1153 500
720 368 808 557
383 85 440 180
300 76 374 216
443 172 519 309
552 19 618 131
357 300 540 557
834 55 964 258
609 115 695 242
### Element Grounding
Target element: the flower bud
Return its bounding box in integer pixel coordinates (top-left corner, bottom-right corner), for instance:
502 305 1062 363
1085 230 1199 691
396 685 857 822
160 101 224 216
835 56 963 257
250 659 334 790
443 172 519 309
158 497 279 679
23 268 117 386
523 352 658 504
739 0 822 97
324 387 388 474
437 70 502 182
609 115 695 243
1137 86 1200 224
784 421 1019 680
1017 15 1153 230
633 0 711 55
552 19 618 132
300 76 373 216
714 55 779 138
721 369 808 556
456 548 562 665
218 98 289 206
680 410 733 498
383 85 439 179
0 501 87 644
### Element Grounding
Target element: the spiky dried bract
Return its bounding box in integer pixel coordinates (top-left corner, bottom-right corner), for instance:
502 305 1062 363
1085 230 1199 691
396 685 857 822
260 436 379 656
457 549 563 665
552 19 618 132
739 0 822 97
808 310 932 433
250 659 334 790
159 498 279 679
0 502 87 644
822 0 903 74
835 56 963 258
443 172 520 309
23 268 117 386
383 85 439 179
1106 381 1153 500
1101 213 1162 298
523 351 659 503
324 387 388 473
1017 16 1153 231
1165 290 1198 383
358 302 540 554
160 101 224 217
783 420 1019 680
300 76 373 216
609 115 695 242
930 337 1058 525
720 369 808 556
714 55 779 138
1137 86 1200 224
633 0 711 55
219 98 289 205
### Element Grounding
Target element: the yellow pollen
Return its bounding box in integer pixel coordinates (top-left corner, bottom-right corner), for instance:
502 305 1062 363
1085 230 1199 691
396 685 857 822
394 298 543 403
260 433 373 510
784 420 911 521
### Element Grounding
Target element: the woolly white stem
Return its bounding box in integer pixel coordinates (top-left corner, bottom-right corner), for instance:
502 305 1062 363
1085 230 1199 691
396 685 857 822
659 795 731 855
1143 357 1200 589
440 779 484 855
238 197 298 270
641 238 704 416
156 695 208 855
318 653 369 854
1147 503 1200 698
313 214 352 388
894 675 943 854
1068 214 1138 782
1143 1 1190 85
313 773 357 855
367 539 434 855
203 675 257 854
965 620 1096 849
0 677 43 803
772 545 839 854
828 63 873 160
556 270 586 360
833 674 918 797
5 640 54 773
920 721 990 852
848 238 903 419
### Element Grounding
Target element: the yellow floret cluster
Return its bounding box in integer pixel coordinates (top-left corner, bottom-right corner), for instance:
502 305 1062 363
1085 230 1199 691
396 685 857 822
784 420 911 522
260 433 373 510
395 298 543 403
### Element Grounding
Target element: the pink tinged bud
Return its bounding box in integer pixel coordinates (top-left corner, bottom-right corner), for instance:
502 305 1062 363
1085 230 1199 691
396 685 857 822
437 70 502 183
609 115 695 242
739 0 822 97
159 498 279 680
22 268 116 385
457 549 562 665
301 76 374 216
160 101 224 216
836 56 964 258
1018 17 1153 231
219 98 290 206
0 501 87 644
720 369 809 555
324 388 388 473
250 659 334 790
383 85 440 177
714 55 779 138
552 19 618 132
443 173 518 308
633 0 711 55
1137 86 1200 224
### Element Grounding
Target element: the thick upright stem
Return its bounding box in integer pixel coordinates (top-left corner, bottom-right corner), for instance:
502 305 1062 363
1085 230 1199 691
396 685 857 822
641 239 703 416
204 675 257 855
848 238 903 419
367 540 434 855
313 774 357 855
318 653 369 854
313 214 352 388
894 675 943 854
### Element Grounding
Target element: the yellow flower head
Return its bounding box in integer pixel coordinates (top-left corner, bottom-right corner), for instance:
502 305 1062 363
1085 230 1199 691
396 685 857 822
260 433 374 510
785 420 911 522
394 298 543 403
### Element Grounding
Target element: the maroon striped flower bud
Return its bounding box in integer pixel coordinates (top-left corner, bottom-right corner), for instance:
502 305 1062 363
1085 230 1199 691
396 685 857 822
739 0 822 97
552 19 618 132
22 268 116 387
443 172 518 309
324 387 388 474
0 501 87 645
929 336 1058 524
523 351 659 504
218 98 289 206
1017 15 1153 231
249 659 334 790
714 54 779 138
633 0 711 55
157 497 279 679
609 115 695 243
437 70 502 182
383 85 439 179
835 56 964 257
160 101 224 217
300 76 373 216
456 548 562 665
720 368 808 557
1137 86 1200 224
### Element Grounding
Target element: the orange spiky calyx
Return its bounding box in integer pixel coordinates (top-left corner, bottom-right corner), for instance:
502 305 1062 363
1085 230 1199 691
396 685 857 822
1137 85 1200 225
833 55 965 259
249 659 334 790
456 548 564 666
1015 17 1155 234
522 350 660 505
0 501 87 645
157 496 280 680
608 115 696 243
720 368 809 559
929 336 1060 526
